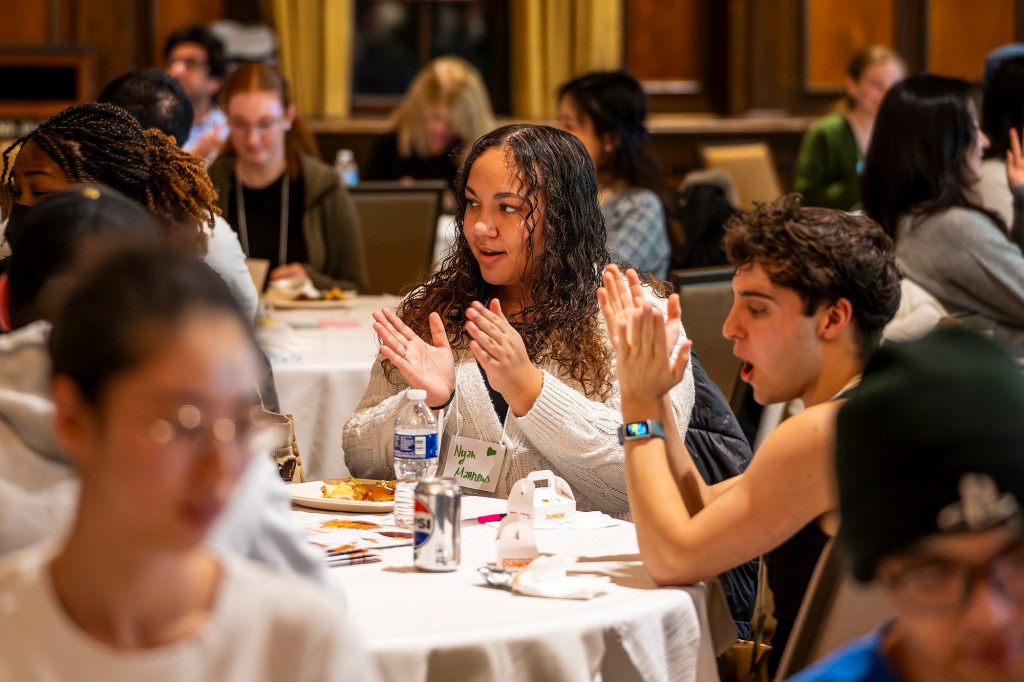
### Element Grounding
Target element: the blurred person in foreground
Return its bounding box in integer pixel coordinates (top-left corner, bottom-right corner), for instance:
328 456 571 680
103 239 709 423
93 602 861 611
0 186 323 582
164 24 229 163
97 68 258 322
790 326 1024 682
558 70 672 279
0 243 377 680
601 194 901 675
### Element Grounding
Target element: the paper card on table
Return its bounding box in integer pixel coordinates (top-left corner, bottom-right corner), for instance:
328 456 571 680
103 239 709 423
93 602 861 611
305 518 411 556
496 518 538 570
440 435 505 492
507 470 576 527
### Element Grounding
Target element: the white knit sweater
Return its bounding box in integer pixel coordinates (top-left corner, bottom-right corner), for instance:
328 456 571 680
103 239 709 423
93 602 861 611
342 291 696 516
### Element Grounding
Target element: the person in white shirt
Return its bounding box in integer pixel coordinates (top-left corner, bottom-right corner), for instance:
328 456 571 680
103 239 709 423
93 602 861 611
0 244 377 681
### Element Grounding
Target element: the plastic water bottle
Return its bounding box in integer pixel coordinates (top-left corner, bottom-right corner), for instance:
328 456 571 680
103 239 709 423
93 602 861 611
334 149 359 187
393 389 438 529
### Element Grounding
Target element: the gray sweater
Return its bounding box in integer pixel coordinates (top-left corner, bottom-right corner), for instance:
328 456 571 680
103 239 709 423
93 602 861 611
896 185 1024 356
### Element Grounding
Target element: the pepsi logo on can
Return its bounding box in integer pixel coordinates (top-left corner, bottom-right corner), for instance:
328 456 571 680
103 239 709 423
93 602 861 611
413 477 461 572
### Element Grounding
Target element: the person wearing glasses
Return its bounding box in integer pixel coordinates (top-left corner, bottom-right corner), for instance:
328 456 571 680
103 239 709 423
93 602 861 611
790 326 1024 682
0 243 377 680
0 186 323 582
208 62 368 291
164 25 229 163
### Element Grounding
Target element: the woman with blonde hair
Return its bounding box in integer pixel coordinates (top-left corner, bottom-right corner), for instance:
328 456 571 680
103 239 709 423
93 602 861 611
208 62 367 290
365 56 495 186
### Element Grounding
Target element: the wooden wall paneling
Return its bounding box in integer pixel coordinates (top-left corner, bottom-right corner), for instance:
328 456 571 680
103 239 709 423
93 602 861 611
627 0 700 82
745 0 805 113
926 0 1017 81
804 0 897 92
626 0 717 112
69 0 145 98
0 48 94 119
0 4 54 45
726 0 752 115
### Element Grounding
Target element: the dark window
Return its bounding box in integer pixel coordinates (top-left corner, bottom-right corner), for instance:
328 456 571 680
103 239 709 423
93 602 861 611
352 0 509 114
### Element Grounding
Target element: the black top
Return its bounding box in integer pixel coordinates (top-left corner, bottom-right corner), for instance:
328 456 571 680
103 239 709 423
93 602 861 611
477 360 510 424
364 131 460 187
763 522 830 674
762 384 855 674
226 173 308 272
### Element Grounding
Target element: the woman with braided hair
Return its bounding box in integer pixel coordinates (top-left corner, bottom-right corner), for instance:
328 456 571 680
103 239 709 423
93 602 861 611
1 102 218 258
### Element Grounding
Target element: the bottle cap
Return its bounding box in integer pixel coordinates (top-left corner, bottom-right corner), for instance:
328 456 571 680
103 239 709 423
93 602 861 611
336 149 354 163
406 388 427 401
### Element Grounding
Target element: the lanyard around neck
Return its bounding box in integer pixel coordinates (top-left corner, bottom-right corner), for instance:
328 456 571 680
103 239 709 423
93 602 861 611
235 170 290 266
451 361 510 444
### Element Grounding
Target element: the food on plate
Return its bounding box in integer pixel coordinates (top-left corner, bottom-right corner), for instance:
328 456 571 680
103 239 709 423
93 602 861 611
321 478 396 502
323 286 348 301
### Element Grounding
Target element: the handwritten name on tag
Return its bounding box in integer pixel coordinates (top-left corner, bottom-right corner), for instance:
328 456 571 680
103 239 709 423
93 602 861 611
440 435 506 492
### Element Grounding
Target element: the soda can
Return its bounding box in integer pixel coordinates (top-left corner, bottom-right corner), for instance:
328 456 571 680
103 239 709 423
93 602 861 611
413 477 461 572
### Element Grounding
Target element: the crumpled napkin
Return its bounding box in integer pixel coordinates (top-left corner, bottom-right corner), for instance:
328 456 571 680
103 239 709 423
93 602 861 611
268 276 320 301
511 555 611 600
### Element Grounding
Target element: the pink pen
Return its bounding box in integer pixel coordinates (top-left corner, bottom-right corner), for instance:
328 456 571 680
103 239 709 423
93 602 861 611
476 513 507 524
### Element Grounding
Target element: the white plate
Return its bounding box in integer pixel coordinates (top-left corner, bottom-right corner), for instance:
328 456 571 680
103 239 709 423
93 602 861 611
290 480 394 513
263 293 354 310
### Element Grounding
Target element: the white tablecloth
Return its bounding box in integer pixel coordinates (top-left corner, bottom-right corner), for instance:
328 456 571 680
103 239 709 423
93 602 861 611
295 497 726 682
261 295 399 481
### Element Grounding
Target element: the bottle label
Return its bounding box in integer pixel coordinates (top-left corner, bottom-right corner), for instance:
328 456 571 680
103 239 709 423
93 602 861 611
394 431 439 460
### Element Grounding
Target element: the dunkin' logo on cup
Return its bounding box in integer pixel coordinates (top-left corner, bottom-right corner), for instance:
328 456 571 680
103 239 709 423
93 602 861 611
413 498 434 548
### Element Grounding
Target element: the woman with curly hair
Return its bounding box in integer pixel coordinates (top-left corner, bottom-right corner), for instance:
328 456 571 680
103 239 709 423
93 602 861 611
1 102 217 258
343 124 695 515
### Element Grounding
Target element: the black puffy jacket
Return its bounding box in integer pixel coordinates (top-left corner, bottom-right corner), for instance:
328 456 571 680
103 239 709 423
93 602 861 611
685 352 757 635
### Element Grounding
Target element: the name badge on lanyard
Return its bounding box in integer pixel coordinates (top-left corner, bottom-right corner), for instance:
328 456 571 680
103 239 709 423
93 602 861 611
441 435 506 493
438 364 509 493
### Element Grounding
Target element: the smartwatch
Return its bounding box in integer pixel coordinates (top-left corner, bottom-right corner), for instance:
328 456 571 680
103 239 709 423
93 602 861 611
617 420 666 445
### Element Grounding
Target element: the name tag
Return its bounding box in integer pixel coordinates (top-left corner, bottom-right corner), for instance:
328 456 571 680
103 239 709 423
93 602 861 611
440 435 506 493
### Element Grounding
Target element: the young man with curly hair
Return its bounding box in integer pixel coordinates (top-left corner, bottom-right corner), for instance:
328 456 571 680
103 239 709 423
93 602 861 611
600 194 902 673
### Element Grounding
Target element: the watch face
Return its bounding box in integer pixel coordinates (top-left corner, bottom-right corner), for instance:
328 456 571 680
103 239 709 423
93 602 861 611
625 422 650 438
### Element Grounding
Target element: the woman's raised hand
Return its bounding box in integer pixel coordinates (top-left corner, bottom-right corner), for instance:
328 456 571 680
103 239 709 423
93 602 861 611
465 300 544 417
373 308 455 406
614 304 692 408
598 264 681 352
1007 128 1024 189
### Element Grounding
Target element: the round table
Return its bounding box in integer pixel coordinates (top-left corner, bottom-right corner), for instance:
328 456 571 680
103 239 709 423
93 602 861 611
260 295 399 481
293 496 729 682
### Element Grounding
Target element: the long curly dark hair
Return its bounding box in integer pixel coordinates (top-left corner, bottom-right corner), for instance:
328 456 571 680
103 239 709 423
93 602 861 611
388 124 616 398
724 194 901 361
0 102 218 256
